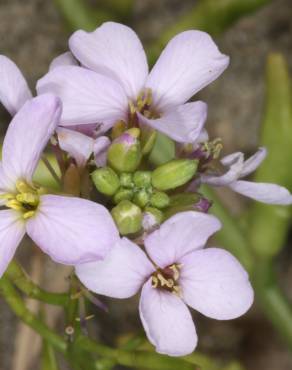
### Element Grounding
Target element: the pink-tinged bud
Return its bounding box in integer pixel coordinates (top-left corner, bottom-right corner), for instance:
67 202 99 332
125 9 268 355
195 197 212 213
107 129 142 173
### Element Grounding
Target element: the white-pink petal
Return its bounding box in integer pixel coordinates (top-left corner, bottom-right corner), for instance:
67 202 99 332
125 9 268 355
93 136 111 167
49 51 78 71
139 279 198 356
76 238 154 299
26 195 119 265
0 55 32 115
146 30 229 111
37 66 128 126
0 210 26 277
2 94 62 184
201 152 244 186
180 248 254 320
57 127 94 167
144 211 221 268
229 180 292 205
138 101 207 143
69 22 148 100
239 147 267 178
0 162 15 192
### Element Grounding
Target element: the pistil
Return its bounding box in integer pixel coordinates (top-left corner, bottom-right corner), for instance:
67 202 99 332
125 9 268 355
151 263 182 296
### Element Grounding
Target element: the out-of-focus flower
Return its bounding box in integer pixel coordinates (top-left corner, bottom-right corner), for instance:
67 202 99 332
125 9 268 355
76 211 253 356
37 22 230 143
0 55 32 115
200 147 292 204
0 95 119 277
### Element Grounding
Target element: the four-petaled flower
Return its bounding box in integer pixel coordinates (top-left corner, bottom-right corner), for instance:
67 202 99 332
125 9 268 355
37 21 229 143
0 94 119 277
199 147 292 204
76 211 254 356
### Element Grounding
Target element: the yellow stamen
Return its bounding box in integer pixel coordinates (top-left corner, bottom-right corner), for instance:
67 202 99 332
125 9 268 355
16 192 39 206
23 211 36 219
4 180 41 218
16 180 34 194
6 199 22 211
169 264 181 281
0 193 15 200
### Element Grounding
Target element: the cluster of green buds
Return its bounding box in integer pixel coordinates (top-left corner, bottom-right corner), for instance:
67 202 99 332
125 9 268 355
91 128 200 235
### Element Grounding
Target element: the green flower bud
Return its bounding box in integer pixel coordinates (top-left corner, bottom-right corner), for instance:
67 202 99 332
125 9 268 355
133 171 152 188
120 173 133 188
150 192 170 209
133 189 150 208
107 129 142 173
113 188 133 204
91 167 120 196
164 205 195 220
111 200 142 235
169 193 200 207
151 159 198 191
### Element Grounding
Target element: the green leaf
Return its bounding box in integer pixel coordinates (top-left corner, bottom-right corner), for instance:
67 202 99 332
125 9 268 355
248 53 292 258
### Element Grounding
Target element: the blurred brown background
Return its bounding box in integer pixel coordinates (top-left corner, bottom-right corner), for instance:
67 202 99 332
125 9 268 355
0 0 292 369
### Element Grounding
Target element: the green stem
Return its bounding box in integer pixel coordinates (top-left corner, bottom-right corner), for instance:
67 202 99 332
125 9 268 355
5 260 69 306
77 336 197 370
0 276 67 353
42 339 60 370
147 0 272 64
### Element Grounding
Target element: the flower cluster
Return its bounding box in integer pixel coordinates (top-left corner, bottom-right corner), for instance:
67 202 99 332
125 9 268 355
0 22 291 356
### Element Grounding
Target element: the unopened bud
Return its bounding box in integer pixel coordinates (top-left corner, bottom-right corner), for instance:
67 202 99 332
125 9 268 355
133 189 150 208
195 197 212 213
91 167 120 196
120 173 133 188
150 192 170 209
133 171 152 188
107 129 142 173
143 207 164 231
113 188 133 204
169 193 201 207
111 200 142 235
151 159 198 191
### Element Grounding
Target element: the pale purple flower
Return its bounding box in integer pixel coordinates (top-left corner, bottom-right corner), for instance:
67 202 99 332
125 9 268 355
37 22 230 143
76 211 254 356
0 55 103 168
200 147 292 204
0 55 32 115
0 94 119 277
0 53 76 116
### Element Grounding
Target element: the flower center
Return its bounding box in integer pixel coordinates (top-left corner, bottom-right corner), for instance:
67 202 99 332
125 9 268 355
128 88 160 124
2 180 42 219
151 263 182 295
